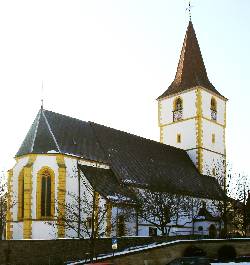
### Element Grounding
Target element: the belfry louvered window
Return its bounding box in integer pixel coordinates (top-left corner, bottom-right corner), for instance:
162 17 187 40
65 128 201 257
41 169 52 217
211 97 217 121
173 97 183 121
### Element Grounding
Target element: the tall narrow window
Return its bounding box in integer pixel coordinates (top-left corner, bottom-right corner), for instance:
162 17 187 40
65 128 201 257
173 97 183 121
37 167 55 219
211 97 217 121
41 170 51 217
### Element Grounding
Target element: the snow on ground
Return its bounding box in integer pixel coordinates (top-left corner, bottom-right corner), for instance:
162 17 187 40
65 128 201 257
211 263 250 265
67 238 250 265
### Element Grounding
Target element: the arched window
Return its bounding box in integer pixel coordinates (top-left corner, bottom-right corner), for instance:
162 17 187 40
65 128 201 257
211 97 217 120
173 97 183 121
37 167 55 219
211 97 217 111
174 97 183 111
18 170 24 220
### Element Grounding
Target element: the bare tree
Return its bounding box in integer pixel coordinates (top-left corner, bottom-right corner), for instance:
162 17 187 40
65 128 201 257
0 172 8 240
136 188 187 236
205 159 250 237
228 173 249 237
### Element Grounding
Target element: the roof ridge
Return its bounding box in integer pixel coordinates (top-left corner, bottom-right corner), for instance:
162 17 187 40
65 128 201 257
42 109 62 153
30 109 42 153
89 121 186 153
43 109 186 153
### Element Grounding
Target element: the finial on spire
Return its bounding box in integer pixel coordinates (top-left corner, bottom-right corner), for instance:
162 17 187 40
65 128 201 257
186 1 193 21
41 80 44 110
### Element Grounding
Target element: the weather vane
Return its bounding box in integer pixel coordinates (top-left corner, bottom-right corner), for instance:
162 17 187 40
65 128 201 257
186 1 193 21
41 80 44 109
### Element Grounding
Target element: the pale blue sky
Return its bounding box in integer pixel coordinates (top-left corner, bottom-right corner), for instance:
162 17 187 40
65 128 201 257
0 0 249 180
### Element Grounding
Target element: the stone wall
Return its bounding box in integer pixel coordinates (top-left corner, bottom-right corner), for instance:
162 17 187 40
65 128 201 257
0 236 166 265
103 238 250 265
1 237 249 265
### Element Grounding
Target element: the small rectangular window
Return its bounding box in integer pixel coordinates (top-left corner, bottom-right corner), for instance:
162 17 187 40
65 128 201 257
177 133 181 143
212 133 215 144
86 217 92 229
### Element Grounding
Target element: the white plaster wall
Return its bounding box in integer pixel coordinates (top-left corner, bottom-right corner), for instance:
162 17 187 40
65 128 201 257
201 90 226 126
138 225 150 236
202 119 225 155
162 119 196 150
186 149 197 166
159 90 196 125
12 222 23 239
12 157 29 239
65 157 92 238
32 221 57 239
64 157 109 238
194 221 220 236
202 149 225 180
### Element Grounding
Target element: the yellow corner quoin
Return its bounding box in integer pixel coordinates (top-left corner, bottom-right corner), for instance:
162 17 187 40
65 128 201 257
158 100 162 127
195 88 203 174
94 191 100 238
23 154 37 239
223 100 227 190
56 154 66 238
36 166 55 220
105 201 112 237
160 127 163 143
6 169 13 240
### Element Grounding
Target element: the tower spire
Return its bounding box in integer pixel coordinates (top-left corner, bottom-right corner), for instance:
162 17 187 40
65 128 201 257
158 21 224 100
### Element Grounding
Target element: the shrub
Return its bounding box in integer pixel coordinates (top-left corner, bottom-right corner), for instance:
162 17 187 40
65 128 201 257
217 245 236 261
183 245 206 257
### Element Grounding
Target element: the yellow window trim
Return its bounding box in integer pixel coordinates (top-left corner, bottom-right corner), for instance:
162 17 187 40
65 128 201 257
36 166 55 220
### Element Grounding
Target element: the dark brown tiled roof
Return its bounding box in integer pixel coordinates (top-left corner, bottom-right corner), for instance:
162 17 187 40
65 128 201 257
16 109 225 200
78 164 136 203
90 122 225 200
158 21 225 99
16 109 107 163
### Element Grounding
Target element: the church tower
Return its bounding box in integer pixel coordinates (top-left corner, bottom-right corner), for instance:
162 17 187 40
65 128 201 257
157 21 227 183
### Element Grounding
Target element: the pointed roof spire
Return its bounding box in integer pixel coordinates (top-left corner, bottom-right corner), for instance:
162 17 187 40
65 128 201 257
158 21 225 100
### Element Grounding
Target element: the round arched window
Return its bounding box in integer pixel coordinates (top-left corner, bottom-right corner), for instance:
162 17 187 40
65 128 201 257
211 97 217 111
174 97 183 111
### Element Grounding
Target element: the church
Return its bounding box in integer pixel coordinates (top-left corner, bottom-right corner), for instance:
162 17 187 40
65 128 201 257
6 20 227 240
